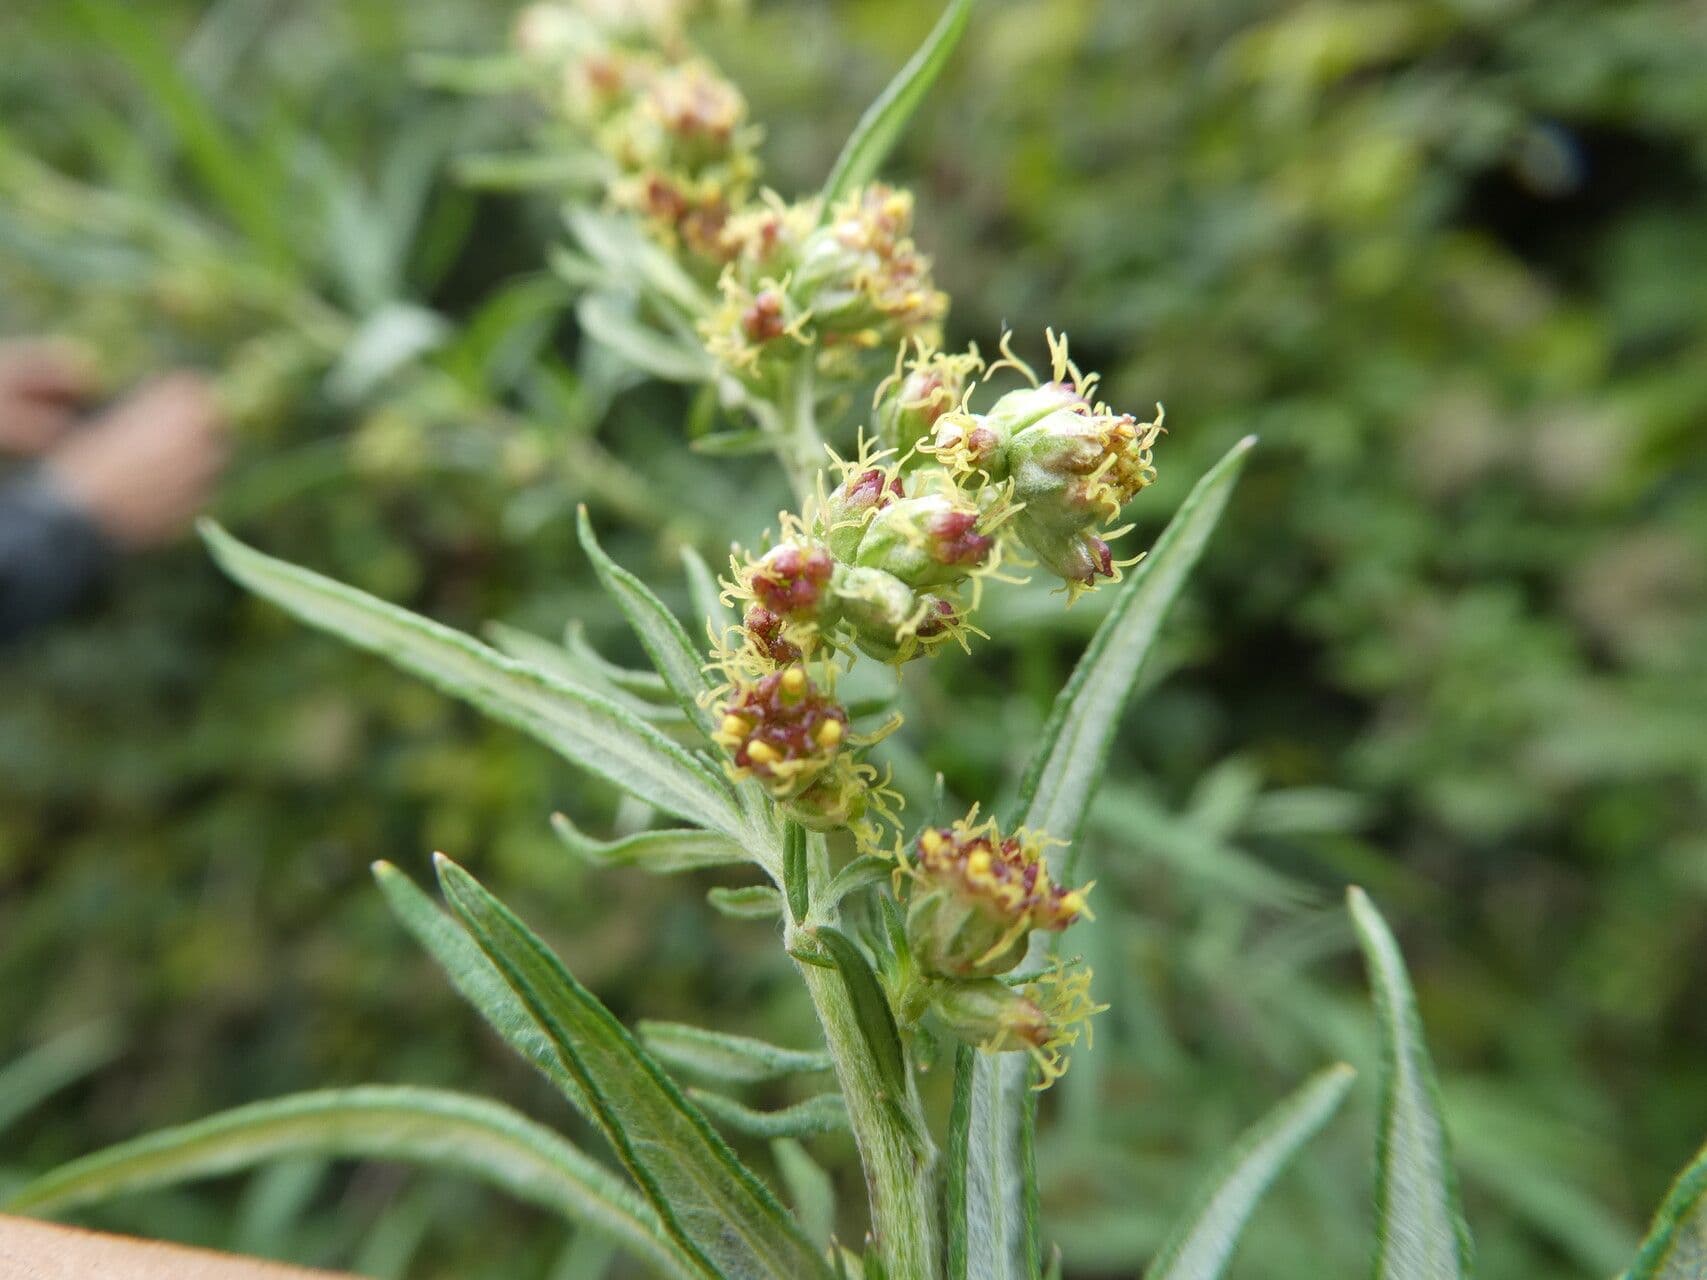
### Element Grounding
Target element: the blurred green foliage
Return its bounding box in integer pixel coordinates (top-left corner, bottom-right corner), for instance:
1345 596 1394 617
3 0 1705 1277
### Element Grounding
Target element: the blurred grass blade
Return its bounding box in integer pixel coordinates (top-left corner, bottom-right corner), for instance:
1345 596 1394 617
947 1046 1036 1280
435 855 832 1280
638 1023 832 1085
820 0 975 210
202 522 741 837
0 1023 120 1139
72 0 288 263
772 1139 836 1250
689 1091 849 1140
1627 1136 1707 1279
1348 888 1474 1280
1011 437 1254 843
373 862 583 1105
578 507 713 729
5 1086 698 1280
551 812 749 873
1145 1064 1356 1280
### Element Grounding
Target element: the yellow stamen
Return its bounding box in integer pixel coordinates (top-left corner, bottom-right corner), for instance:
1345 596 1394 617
720 714 750 739
814 719 844 748
746 741 780 765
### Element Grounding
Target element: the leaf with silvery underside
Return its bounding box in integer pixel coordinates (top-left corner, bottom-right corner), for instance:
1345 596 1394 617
965 441 1255 1280
817 855 894 916
638 1022 832 1086
1008 437 1255 846
551 812 748 874
1627 1136 1707 1280
689 1091 849 1140
772 1139 836 1250
489 622 686 725
201 521 741 839
577 292 715 383
374 862 580 1103
435 855 832 1280
1349 887 1474 1280
820 0 976 211
4 1086 699 1280
707 886 784 919
578 507 714 731
1145 1064 1356 1280
946 1046 1035 1280
566 207 710 317
562 621 675 697
683 544 737 640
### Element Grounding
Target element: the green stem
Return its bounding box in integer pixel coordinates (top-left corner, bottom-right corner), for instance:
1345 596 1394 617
773 359 824 507
796 956 939 1278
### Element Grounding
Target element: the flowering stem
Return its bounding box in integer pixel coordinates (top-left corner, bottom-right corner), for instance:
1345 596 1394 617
796 954 940 1277
774 359 824 509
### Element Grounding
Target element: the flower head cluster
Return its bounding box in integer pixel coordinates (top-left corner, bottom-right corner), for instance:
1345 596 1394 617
713 665 848 794
902 810 1090 980
721 457 1006 669
703 185 948 387
907 332 1165 598
512 2 757 263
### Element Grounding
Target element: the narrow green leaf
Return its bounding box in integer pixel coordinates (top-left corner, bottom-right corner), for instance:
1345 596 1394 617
1010 437 1255 844
562 620 676 696
489 622 686 724
0 1023 120 1139
1628 1136 1707 1280
690 430 775 457
435 856 832 1280
373 862 581 1103
820 855 894 914
812 928 908 1111
708 886 785 919
1348 887 1474 1280
638 1022 833 1085
682 544 736 641
785 821 811 924
577 506 713 729
576 293 712 382
689 1091 849 1140
820 0 976 210
551 812 748 873
950 1051 1034 1280
5 1086 698 1280
772 1139 836 1250
1145 1064 1357 1280
202 521 740 837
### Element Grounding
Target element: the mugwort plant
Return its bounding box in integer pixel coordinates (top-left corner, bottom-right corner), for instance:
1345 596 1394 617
12 3 1707 1278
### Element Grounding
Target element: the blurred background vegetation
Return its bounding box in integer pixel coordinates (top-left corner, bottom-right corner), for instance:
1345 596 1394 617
3 1 1705 1276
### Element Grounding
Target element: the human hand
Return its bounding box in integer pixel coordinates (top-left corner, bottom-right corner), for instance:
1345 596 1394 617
0 338 95 456
44 373 230 550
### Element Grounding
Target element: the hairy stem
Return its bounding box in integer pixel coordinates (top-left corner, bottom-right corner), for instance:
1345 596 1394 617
796 956 940 1277
772 359 824 508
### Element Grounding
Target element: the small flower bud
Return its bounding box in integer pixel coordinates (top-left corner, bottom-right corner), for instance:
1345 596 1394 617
742 604 801 665
822 466 904 560
854 494 994 590
830 565 920 663
790 186 946 350
903 816 1089 979
713 666 849 797
1014 524 1115 589
875 347 981 455
1007 404 1161 531
927 382 1083 481
927 961 1106 1088
743 540 836 623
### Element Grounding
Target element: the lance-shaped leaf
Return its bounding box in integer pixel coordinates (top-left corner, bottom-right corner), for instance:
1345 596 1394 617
967 442 1255 1278
1627 1136 1707 1280
578 507 714 730
552 811 749 874
434 855 832 1280
639 1023 833 1085
707 886 784 919
374 862 582 1105
820 0 975 210
1009 437 1254 844
1145 1064 1356 1280
202 521 741 837
683 544 736 640
773 1139 836 1250
489 622 685 725
689 1091 849 1140
1349 887 1474 1280
946 1047 1037 1280
4 1086 698 1280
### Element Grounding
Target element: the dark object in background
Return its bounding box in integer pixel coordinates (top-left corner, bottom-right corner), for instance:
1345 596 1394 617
0 468 113 644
